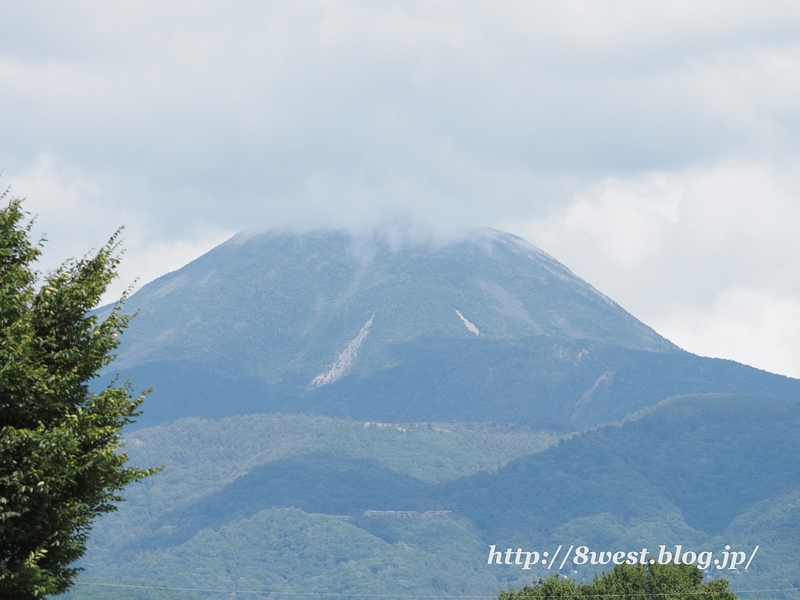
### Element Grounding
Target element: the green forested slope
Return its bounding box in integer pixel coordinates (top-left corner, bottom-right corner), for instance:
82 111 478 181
710 486 800 594
64 396 800 599
72 509 498 600
81 414 553 568
449 394 800 541
67 413 545 599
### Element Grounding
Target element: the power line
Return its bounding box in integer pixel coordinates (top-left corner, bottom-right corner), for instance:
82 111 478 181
73 581 498 597
73 581 800 598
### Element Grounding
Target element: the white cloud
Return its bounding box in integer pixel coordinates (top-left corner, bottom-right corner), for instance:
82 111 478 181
520 173 682 270
515 160 800 377
654 288 800 379
5 155 234 303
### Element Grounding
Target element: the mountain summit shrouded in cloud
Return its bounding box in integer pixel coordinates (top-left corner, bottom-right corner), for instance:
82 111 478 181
4 2 800 377
98 228 800 430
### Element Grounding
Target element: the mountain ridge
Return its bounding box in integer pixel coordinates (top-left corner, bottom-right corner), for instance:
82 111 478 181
96 227 799 430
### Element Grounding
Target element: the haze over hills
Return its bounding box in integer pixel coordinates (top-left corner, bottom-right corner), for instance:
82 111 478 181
101 228 800 430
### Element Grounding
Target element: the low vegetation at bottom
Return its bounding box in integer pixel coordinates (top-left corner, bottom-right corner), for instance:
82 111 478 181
499 563 737 600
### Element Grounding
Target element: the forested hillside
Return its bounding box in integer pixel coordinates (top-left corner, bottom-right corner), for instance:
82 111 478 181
65 397 800 599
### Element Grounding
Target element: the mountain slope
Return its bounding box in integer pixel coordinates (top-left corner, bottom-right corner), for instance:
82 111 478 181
98 228 800 429
70 396 800 598
133 394 800 547
448 394 800 541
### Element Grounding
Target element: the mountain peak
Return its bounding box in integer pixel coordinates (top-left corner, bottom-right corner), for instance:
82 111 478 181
97 228 800 430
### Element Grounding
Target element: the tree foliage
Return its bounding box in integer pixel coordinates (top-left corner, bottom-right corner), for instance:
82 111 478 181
499 562 738 600
0 195 157 597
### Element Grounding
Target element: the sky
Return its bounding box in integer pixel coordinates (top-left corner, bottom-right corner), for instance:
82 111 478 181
2 1 800 377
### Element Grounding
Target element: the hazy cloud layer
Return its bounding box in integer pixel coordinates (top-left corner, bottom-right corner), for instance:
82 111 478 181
2 1 800 375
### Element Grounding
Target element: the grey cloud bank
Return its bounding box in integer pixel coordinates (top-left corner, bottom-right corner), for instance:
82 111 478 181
2 1 800 375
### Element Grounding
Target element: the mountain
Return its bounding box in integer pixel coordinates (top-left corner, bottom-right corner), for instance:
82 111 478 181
100 228 800 430
67 228 800 599
67 396 800 599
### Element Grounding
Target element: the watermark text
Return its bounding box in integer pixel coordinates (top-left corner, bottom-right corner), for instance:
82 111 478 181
487 544 759 571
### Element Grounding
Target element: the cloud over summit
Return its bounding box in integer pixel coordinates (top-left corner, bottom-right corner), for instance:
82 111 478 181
3 1 800 375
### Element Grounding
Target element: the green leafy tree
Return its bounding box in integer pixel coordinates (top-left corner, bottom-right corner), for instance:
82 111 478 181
499 562 738 600
0 195 158 597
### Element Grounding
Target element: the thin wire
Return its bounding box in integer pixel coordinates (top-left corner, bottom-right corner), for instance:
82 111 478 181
74 581 800 598
73 582 497 597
